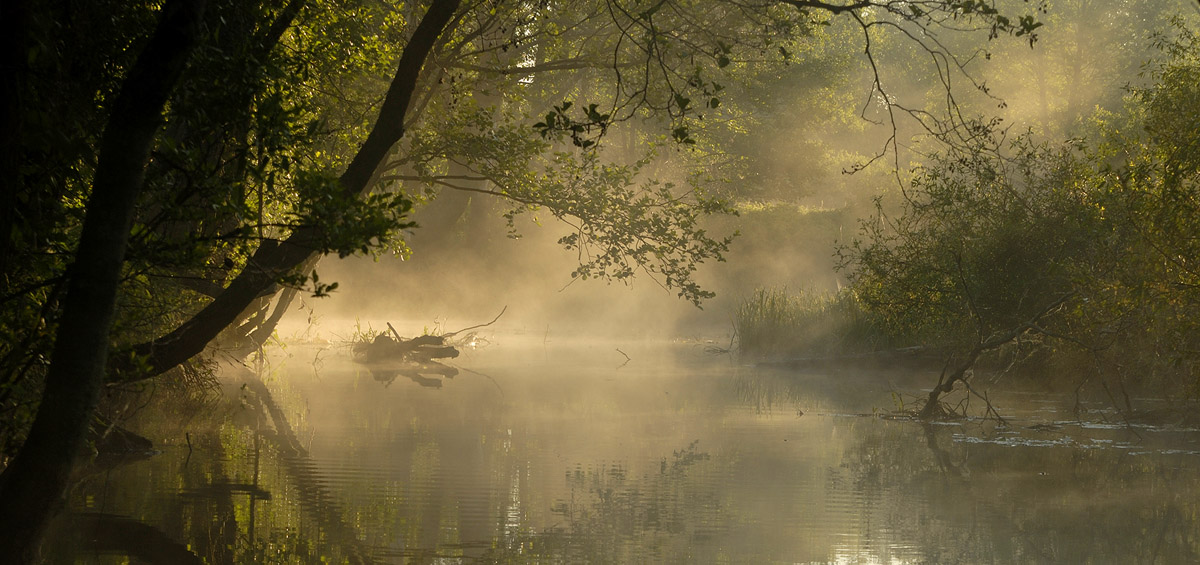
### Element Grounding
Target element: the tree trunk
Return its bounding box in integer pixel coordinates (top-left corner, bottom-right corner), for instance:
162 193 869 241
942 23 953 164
0 0 208 560
918 293 1075 420
0 0 28 277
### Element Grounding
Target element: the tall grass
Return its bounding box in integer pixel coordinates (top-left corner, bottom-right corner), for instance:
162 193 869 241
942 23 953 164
734 288 895 358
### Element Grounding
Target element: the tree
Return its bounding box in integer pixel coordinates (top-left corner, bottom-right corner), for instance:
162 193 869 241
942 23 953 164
838 14 1200 419
102 0 1044 384
0 0 461 558
0 0 1045 557
0 0 212 558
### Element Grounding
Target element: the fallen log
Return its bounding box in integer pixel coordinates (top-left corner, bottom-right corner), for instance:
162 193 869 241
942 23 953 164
352 332 458 363
352 309 505 387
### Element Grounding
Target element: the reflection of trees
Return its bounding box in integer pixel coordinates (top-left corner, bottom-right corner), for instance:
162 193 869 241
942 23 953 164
922 424 969 478
234 366 376 564
733 362 1200 562
52 512 205 564
728 365 918 416
730 368 806 414
51 357 1200 563
52 365 378 563
480 440 720 563
833 421 1200 563
49 380 243 563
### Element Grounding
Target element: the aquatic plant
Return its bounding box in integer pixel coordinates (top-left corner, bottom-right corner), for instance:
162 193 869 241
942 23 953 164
734 287 897 359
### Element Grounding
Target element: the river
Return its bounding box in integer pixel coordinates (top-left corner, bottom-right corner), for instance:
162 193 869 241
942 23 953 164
49 336 1200 563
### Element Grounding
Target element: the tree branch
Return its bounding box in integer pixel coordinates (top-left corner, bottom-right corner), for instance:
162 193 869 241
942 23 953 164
919 292 1075 420
118 0 463 383
776 0 871 16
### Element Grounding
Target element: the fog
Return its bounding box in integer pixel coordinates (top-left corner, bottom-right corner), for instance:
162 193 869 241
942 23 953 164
291 159 861 341
280 1 1189 344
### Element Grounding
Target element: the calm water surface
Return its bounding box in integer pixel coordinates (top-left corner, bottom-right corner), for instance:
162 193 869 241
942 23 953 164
54 337 1200 563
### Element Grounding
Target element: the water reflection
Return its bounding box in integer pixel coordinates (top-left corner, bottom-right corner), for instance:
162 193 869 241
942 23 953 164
51 340 1200 563
367 362 460 389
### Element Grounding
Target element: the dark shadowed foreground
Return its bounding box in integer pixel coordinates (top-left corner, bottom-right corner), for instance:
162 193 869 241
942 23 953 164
48 337 1200 563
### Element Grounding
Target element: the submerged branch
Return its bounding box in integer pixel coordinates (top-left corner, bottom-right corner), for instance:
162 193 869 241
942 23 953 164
445 305 507 337
919 292 1075 420
616 348 631 369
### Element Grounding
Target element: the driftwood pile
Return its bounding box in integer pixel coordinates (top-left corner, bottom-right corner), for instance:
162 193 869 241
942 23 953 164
356 331 460 364
351 307 505 388
352 324 460 387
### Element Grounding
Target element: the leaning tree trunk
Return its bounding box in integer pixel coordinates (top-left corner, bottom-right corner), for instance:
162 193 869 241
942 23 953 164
918 293 1074 420
223 255 318 351
116 0 463 383
0 1 208 560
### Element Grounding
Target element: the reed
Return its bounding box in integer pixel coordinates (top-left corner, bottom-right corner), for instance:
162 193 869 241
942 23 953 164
734 287 894 358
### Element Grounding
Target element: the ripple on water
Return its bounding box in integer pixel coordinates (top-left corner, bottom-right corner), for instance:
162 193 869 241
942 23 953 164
50 344 1200 564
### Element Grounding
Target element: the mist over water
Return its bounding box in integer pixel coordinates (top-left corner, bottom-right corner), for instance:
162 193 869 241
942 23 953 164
52 339 1200 563
299 159 859 341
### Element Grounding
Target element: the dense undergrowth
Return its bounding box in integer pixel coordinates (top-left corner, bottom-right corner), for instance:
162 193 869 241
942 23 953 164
737 22 1200 413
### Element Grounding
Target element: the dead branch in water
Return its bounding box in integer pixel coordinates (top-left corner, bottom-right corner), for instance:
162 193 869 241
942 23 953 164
919 292 1075 421
457 365 505 396
616 348 631 369
445 305 508 337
